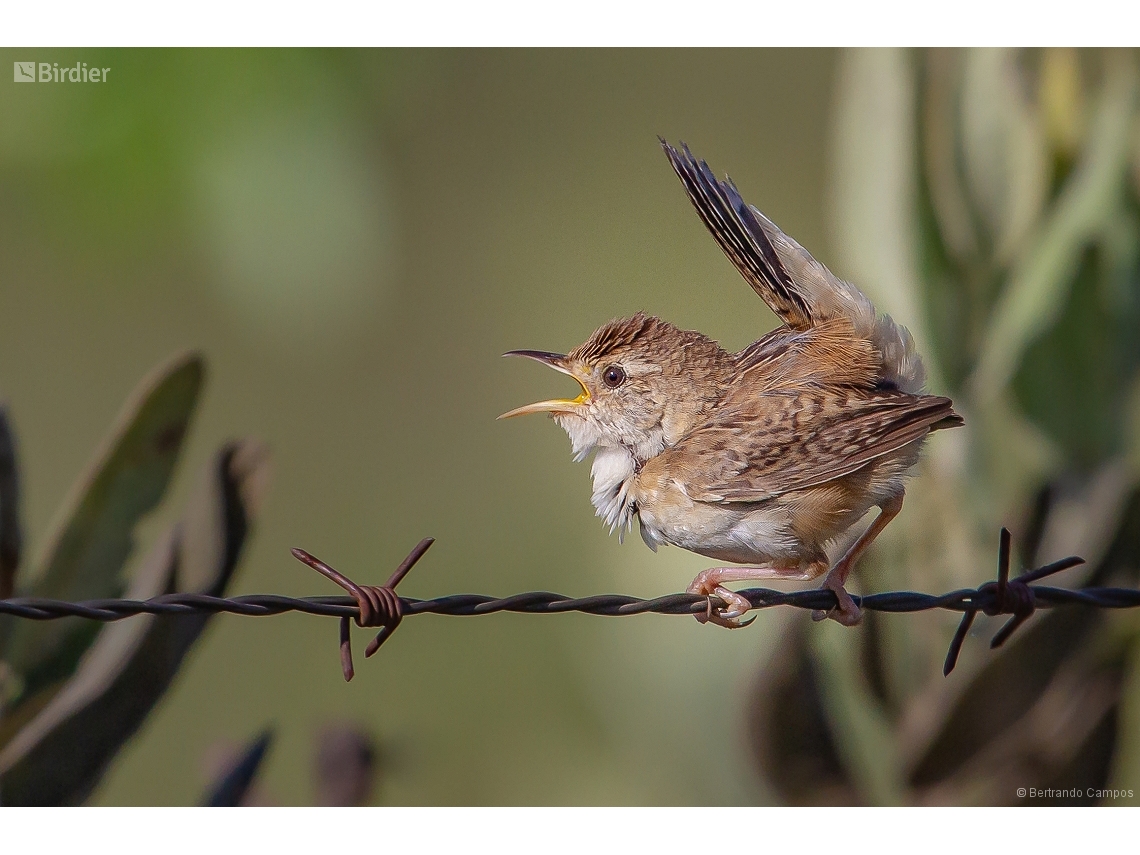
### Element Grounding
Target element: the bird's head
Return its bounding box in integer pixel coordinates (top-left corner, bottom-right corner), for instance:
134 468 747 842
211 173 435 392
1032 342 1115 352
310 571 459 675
500 313 730 464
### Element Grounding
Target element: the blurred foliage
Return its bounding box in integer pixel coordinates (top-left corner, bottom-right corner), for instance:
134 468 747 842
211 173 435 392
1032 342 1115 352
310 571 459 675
751 47 1140 805
0 354 270 804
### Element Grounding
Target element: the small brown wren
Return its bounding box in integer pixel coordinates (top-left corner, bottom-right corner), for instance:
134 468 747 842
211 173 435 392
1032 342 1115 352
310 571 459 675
500 141 962 627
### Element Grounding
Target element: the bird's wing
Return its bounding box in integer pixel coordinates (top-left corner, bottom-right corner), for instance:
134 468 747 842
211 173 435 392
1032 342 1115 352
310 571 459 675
661 139 879 337
659 391 960 503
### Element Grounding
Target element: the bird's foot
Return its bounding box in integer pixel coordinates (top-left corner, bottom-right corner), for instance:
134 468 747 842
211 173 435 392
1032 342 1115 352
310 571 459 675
811 575 862 626
686 571 756 629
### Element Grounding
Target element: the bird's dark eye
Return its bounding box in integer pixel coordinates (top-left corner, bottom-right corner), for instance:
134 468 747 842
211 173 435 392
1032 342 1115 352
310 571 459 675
602 365 626 388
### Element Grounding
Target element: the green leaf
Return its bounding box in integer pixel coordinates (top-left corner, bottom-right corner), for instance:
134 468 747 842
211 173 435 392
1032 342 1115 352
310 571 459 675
970 53 1139 406
918 49 982 267
914 49 982 391
1012 233 1140 469
0 439 271 805
0 351 203 688
959 48 1049 268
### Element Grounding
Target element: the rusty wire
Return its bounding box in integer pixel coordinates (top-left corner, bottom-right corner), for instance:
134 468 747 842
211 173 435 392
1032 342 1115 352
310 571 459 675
0 529 1131 681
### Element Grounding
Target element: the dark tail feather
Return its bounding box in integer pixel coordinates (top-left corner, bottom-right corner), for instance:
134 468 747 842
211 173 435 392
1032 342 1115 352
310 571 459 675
929 411 966 433
660 138 813 330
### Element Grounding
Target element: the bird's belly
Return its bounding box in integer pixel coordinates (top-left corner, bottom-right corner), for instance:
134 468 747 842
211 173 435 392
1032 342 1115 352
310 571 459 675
635 482 801 565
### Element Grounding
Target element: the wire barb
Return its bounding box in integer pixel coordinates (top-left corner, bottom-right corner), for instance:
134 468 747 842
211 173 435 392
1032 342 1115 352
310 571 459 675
942 527 1086 676
291 537 434 681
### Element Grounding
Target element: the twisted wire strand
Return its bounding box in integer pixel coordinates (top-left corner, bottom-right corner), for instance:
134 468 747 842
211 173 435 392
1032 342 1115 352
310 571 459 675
0 530 1129 680
3 581 1138 624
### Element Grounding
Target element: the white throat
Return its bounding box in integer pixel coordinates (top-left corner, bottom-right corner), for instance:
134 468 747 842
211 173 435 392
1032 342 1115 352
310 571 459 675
554 414 638 537
589 445 637 536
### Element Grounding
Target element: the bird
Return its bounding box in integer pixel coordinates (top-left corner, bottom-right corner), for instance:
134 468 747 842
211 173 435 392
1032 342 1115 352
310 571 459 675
499 140 963 627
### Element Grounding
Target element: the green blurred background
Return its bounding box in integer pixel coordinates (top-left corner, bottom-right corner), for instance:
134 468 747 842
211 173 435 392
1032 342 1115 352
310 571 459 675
2 48 1139 805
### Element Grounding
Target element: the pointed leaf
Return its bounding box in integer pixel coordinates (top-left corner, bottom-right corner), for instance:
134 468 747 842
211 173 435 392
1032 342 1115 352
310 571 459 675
0 352 203 686
0 440 270 805
203 728 274 807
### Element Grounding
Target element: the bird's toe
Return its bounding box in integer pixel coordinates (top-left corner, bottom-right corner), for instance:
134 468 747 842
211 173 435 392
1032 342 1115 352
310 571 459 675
811 580 862 626
689 584 754 629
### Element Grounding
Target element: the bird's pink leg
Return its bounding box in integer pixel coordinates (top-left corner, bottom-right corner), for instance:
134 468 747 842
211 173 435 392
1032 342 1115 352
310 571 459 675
812 493 905 627
687 564 825 629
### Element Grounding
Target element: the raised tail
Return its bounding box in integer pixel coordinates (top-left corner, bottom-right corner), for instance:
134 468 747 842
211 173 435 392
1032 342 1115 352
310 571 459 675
661 139 926 394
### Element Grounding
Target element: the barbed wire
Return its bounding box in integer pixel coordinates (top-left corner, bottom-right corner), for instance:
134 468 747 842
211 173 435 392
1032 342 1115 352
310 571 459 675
0 529 1132 680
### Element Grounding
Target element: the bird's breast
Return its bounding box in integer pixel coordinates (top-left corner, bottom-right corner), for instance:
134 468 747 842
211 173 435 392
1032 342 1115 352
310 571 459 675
631 473 801 564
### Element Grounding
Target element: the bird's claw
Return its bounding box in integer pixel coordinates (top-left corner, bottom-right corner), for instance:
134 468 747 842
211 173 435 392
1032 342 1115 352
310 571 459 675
688 581 755 629
811 578 862 626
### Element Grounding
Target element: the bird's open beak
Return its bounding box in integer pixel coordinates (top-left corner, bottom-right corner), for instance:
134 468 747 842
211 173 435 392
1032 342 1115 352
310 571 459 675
498 350 590 419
